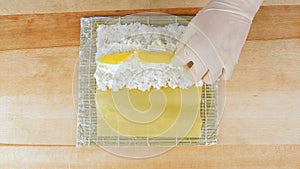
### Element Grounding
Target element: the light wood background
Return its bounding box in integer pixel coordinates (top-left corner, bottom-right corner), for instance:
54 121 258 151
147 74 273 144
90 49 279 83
0 0 299 168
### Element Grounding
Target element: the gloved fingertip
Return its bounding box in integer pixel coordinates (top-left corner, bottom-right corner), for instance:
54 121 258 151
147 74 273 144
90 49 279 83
185 65 206 83
222 67 234 80
171 55 186 66
203 68 223 84
171 47 189 66
175 43 184 54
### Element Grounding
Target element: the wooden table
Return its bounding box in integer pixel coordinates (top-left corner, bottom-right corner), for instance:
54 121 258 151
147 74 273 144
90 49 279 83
0 0 299 168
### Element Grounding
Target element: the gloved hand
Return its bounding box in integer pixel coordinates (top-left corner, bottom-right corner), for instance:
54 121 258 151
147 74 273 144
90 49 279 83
172 0 263 84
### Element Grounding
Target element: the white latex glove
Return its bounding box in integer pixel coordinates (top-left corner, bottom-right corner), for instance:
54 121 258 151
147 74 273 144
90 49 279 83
172 0 263 84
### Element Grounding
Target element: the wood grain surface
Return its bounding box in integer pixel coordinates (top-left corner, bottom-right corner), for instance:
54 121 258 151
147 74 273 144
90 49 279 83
0 6 299 51
0 0 299 15
0 0 299 168
1 145 299 169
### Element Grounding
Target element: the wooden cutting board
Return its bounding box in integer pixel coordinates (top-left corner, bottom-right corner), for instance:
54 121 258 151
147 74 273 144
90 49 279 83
0 0 299 168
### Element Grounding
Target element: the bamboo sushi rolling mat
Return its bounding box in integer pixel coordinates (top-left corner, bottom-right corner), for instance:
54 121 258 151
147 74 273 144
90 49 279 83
0 0 299 168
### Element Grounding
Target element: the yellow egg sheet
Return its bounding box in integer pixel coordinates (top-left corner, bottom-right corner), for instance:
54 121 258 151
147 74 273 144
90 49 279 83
95 86 202 138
